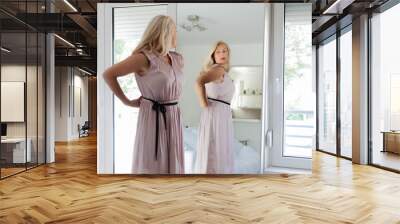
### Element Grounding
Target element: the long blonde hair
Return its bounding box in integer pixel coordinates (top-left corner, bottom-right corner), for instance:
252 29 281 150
202 41 231 73
133 15 175 56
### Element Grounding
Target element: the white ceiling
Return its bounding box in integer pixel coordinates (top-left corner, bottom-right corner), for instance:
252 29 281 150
177 3 265 45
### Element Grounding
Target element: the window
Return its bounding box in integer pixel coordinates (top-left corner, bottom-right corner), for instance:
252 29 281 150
339 28 352 158
317 37 337 155
283 4 314 158
370 3 400 171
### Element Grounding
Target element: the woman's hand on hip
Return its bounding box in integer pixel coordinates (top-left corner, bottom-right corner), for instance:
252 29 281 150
200 100 208 108
124 96 143 107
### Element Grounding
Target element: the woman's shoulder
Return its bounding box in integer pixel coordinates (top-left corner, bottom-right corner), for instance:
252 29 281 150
169 51 183 61
133 50 159 74
169 51 184 67
169 51 182 57
137 50 157 60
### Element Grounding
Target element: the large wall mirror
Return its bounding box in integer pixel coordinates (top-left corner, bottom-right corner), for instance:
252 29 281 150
97 3 313 174
177 3 264 174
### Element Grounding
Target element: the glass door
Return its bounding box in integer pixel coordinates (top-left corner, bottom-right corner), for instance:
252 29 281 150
1 30 28 178
266 4 313 171
370 4 400 172
317 36 337 155
339 27 352 159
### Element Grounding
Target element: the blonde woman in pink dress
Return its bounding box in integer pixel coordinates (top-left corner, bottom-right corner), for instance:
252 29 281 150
195 41 235 174
103 15 185 174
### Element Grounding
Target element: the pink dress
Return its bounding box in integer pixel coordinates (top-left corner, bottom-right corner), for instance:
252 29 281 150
195 69 235 174
132 50 184 174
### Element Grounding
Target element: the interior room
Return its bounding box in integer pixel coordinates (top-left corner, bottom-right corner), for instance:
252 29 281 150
0 12 46 178
0 0 97 179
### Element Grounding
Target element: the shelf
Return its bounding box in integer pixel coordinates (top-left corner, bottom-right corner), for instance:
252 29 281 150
233 118 261 123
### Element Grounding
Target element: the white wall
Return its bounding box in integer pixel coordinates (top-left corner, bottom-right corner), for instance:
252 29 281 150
233 120 262 153
1 82 25 122
1 64 47 164
1 65 26 123
1 65 34 138
1 65 27 140
55 67 69 141
72 73 89 138
177 4 265 45
1 65 26 81
55 67 89 141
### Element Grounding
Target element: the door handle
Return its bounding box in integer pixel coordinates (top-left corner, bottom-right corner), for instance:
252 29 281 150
266 129 273 148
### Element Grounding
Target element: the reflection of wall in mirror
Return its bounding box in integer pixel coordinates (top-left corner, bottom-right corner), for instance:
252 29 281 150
229 66 263 120
233 120 261 154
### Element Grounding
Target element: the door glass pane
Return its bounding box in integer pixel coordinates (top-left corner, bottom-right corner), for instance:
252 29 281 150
1 30 27 177
371 4 400 171
340 29 352 158
27 31 38 169
26 0 39 169
318 37 337 154
283 4 314 158
38 32 46 164
113 5 168 173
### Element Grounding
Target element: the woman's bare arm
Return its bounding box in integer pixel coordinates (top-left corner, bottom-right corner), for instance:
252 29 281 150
103 53 149 107
195 65 225 107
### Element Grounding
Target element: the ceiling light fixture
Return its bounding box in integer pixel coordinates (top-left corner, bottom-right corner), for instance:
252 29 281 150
1 47 11 53
63 0 78 12
78 67 93 76
76 48 87 56
54 34 75 48
322 0 354 15
180 15 206 32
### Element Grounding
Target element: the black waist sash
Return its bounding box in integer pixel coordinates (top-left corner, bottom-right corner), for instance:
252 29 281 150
207 97 230 105
143 97 178 160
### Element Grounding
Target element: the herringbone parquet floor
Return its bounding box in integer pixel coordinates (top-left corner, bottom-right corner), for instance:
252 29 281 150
1 134 400 223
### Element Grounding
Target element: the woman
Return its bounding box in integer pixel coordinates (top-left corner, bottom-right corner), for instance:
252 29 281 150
103 15 185 174
194 41 235 174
